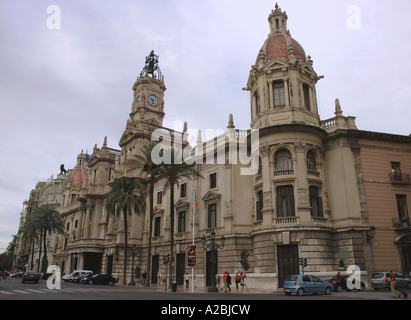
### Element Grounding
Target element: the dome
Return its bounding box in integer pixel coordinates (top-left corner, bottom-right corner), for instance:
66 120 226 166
256 3 307 65
69 167 89 188
257 33 306 65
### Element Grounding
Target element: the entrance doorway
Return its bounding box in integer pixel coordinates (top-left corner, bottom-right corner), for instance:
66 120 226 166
176 253 186 285
277 244 299 288
151 255 159 284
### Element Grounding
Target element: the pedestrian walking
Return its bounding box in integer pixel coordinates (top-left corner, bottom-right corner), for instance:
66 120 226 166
235 273 240 291
185 273 189 289
389 271 402 298
241 274 249 293
215 273 220 289
222 271 227 292
227 272 232 292
142 270 147 285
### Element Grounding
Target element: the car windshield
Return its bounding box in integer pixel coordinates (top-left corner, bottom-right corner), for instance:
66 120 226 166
371 273 385 279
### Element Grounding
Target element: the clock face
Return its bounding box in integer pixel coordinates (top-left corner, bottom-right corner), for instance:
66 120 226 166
148 94 158 107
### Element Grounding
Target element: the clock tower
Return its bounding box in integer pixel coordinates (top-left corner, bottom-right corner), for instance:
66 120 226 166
130 50 166 130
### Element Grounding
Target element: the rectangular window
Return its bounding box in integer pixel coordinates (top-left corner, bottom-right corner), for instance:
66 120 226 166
256 190 264 221
397 195 409 221
276 186 295 217
273 81 285 107
210 173 217 189
391 162 402 181
309 187 324 217
208 203 217 228
157 191 162 205
180 183 187 198
303 84 311 111
154 217 161 237
178 211 186 233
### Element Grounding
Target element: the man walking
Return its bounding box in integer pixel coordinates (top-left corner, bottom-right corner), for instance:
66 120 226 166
389 271 401 298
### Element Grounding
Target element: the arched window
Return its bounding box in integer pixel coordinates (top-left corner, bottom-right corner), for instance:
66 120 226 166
275 149 293 171
306 150 316 171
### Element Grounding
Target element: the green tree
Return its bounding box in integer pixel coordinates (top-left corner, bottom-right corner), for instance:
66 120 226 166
105 177 145 285
20 215 40 270
157 148 201 286
31 205 64 272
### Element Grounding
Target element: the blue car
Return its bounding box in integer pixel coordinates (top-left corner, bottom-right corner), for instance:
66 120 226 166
284 274 333 296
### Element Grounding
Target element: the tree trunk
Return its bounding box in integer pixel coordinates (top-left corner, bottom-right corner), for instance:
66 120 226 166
37 232 43 272
42 229 48 272
146 177 154 287
123 205 128 286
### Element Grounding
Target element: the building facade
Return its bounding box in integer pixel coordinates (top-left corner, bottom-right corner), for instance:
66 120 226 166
16 4 411 289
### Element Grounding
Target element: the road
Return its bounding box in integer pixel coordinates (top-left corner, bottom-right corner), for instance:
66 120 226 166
1 277 409 301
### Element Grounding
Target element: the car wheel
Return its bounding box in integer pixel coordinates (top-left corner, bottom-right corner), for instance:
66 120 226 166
297 288 304 296
325 287 332 295
336 285 343 292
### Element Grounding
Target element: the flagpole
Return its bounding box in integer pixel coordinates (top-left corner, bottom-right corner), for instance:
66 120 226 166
192 189 196 293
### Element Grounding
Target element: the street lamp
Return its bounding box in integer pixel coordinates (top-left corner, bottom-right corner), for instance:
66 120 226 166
201 230 225 293
128 244 138 286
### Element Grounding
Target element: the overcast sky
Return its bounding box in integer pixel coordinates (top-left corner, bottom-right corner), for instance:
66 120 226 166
1 0 410 253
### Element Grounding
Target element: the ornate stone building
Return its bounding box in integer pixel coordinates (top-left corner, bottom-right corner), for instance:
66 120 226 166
48 4 411 289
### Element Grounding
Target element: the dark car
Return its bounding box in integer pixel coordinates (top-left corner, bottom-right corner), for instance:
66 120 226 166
21 271 41 284
80 274 94 284
41 273 53 280
84 274 116 286
327 275 365 292
72 274 90 283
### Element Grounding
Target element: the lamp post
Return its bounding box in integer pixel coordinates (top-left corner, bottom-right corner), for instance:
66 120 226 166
128 244 138 286
201 230 225 293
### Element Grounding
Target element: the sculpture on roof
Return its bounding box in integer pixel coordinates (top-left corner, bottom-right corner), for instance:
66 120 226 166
140 50 162 78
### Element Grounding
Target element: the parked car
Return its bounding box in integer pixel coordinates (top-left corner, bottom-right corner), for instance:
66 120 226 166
21 271 42 284
72 274 90 283
11 272 24 278
284 274 333 296
371 271 411 290
327 275 365 292
41 273 53 280
62 270 93 282
80 274 94 284
83 274 116 286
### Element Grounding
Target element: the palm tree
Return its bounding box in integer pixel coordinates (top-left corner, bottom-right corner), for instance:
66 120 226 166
105 177 145 285
31 205 64 272
129 142 161 287
157 148 201 287
20 215 40 270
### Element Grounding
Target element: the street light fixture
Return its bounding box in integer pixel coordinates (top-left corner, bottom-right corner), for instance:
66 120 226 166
201 230 225 293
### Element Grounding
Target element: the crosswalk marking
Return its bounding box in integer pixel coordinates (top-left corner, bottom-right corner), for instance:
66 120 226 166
25 289 47 294
0 287 101 296
0 290 14 295
11 290 30 294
